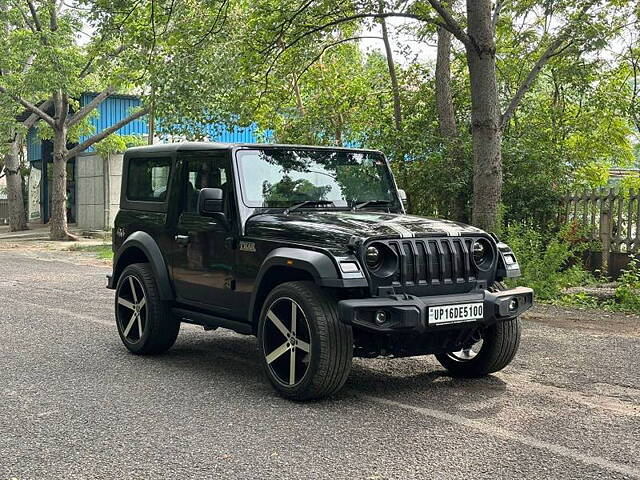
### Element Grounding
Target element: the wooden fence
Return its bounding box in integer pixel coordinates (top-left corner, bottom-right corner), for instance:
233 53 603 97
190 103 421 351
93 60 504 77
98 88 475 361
562 189 640 274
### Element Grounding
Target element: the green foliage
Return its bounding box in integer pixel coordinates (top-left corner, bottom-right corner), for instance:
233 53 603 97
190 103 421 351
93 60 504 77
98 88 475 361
614 257 640 310
503 223 595 300
94 134 147 158
1 0 635 240
67 243 113 260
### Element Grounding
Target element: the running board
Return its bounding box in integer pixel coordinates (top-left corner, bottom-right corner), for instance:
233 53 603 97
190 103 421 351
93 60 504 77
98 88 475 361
172 308 253 335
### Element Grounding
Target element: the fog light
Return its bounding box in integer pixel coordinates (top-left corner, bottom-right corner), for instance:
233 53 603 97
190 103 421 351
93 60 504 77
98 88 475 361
374 310 387 325
508 298 519 312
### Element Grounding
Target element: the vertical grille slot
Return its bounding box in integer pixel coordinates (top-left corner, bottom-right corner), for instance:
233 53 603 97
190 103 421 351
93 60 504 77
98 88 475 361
402 242 415 285
450 239 466 282
413 241 427 285
427 240 441 285
440 241 453 284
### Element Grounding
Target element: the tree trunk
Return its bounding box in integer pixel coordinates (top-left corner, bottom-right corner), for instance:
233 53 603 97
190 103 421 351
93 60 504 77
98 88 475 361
49 127 73 240
4 134 28 231
381 18 403 135
380 11 413 212
435 25 457 139
466 0 502 232
435 15 467 222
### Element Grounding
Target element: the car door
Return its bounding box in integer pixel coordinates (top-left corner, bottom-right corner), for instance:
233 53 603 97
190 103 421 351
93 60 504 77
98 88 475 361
170 151 237 314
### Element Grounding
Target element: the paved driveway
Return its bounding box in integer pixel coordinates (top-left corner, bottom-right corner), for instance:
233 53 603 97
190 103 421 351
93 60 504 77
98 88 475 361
0 251 638 479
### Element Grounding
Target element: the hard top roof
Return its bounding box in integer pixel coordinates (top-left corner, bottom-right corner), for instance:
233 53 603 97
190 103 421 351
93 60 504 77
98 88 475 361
125 141 382 155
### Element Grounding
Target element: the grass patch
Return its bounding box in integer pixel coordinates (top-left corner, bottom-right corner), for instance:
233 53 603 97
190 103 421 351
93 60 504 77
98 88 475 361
67 243 113 260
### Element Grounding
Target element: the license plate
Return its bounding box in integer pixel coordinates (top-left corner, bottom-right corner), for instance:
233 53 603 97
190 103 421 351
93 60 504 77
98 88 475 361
428 303 484 325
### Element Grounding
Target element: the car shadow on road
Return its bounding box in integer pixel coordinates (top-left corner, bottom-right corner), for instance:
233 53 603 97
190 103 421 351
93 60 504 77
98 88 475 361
123 330 509 408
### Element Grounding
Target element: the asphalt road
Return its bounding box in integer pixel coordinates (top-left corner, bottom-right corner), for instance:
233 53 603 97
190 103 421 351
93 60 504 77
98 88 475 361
1 250 639 479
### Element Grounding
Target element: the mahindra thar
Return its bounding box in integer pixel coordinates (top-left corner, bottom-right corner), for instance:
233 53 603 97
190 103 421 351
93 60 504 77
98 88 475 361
107 143 533 400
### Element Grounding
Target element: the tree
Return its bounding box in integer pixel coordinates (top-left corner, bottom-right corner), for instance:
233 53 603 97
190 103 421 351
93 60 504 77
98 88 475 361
252 0 636 231
0 1 152 239
0 4 44 231
0 98 51 231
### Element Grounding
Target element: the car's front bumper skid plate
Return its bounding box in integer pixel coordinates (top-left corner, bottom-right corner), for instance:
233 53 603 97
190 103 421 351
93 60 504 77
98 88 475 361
338 286 534 333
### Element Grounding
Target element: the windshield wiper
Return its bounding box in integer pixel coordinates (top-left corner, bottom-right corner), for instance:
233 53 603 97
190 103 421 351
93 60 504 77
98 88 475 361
285 200 335 213
353 200 391 210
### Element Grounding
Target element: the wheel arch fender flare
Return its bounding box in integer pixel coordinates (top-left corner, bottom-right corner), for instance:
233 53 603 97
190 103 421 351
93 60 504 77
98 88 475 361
110 231 174 301
248 247 340 328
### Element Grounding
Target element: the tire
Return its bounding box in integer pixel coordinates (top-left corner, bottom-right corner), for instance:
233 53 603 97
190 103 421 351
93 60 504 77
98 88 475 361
257 281 353 401
435 283 521 377
115 263 180 355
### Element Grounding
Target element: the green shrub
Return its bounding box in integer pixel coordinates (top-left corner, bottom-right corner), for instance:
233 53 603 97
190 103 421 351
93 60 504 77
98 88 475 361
614 257 640 310
502 223 595 301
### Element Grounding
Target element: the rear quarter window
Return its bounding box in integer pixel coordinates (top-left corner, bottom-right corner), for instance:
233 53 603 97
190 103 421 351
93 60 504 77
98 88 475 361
126 157 172 202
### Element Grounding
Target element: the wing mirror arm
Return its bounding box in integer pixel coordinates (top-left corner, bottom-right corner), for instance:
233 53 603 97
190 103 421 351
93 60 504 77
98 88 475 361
397 189 408 207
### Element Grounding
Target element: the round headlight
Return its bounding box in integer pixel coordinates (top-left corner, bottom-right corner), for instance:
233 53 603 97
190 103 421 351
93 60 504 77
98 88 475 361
472 239 493 270
365 246 381 268
364 242 398 278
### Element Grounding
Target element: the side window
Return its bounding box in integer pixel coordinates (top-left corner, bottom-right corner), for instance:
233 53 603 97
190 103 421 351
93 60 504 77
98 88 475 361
182 154 231 214
127 157 171 202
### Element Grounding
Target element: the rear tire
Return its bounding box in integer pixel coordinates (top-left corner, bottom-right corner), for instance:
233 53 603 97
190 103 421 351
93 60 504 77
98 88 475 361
257 281 353 401
115 263 180 355
435 282 521 377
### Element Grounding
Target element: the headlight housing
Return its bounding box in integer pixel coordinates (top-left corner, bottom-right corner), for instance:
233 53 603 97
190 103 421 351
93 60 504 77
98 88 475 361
363 242 398 278
472 238 494 271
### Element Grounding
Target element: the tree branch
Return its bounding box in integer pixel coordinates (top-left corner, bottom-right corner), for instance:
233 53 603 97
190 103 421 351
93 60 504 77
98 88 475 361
67 86 115 127
261 11 443 90
265 12 441 57
22 99 53 130
294 36 383 83
78 45 125 78
10 1 36 32
0 86 55 126
26 0 42 31
65 106 150 159
59 92 69 126
49 0 58 31
500 37 568 129
492 0 503 32
425 0 472 48
500 2 596 130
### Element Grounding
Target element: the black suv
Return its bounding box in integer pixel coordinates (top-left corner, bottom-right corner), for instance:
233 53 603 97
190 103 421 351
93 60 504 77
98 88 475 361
107 142 533 400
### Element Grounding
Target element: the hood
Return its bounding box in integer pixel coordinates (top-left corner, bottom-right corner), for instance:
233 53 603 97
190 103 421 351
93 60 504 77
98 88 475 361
245 210 485 248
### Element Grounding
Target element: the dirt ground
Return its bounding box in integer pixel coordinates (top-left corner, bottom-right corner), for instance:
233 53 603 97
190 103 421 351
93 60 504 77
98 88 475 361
0 238 112 267
524 303 640 337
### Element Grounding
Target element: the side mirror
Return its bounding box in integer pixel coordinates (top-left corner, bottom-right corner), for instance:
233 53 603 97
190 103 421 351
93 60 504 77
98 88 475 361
198 187 224 215
398 189 407 202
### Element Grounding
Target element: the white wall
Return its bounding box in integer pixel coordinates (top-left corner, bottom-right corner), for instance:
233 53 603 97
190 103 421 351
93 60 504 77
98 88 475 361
75 153 123 231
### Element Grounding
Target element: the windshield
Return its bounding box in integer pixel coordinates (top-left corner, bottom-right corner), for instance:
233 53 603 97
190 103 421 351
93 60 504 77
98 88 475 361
236 149 398 209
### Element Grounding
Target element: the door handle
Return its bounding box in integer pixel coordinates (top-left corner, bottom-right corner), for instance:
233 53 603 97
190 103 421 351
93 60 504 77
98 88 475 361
175 234 190 246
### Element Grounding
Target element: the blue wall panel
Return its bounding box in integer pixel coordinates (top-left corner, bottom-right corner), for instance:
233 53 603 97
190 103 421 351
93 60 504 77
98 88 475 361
27 93 272 161
79 94 148 150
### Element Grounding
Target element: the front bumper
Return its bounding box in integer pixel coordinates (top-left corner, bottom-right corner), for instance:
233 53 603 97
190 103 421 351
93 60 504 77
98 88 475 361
338 286 533 334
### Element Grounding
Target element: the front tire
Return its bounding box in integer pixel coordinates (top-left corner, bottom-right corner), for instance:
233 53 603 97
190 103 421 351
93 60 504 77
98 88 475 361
115 263 180 355
435 283 521 377
257 281 353 401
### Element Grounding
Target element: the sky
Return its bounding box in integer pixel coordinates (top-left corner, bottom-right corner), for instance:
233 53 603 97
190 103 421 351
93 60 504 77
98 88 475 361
360 17 438 66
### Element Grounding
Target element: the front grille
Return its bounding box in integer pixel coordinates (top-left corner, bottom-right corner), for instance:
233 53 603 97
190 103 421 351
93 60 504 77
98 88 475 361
371 237 480 295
